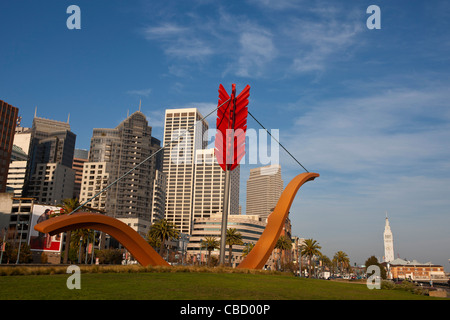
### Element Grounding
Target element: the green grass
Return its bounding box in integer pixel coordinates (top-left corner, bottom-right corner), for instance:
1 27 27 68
0 267 445 300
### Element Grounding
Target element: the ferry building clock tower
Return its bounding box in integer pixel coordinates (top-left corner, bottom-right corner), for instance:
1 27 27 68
383 213 395 262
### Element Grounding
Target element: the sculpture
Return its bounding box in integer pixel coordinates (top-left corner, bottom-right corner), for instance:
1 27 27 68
35 172 318 269
237 171 319 269
34 212 169 267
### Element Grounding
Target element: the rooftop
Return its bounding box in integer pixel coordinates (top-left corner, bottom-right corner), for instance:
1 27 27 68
387 258 441 267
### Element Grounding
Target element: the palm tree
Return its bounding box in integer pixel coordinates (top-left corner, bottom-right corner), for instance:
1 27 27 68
147 232 161 250
57 198 83 264
71 228 95 263
320 254 332 277
300 238 322 278
202 236 219 266
147 219 179 258
225 228 243 267
241 243 255 257
334 251 350 276
275 235 292 269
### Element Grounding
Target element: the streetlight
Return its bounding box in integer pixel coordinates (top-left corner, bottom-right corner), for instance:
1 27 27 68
178 234 189 265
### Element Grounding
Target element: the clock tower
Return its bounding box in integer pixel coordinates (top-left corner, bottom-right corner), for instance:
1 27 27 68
383 213 394 262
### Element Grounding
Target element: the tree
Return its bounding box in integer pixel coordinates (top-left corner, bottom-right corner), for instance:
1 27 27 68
300 238 322 278
334 251 350 276
55 198 104 264
365 255 387 279
225 228 243 267
147 219 179 258
321 254 332 270
202 236 219 266
241 243 255 257
275 235 292 269
147 233 161 250
57 198 83 264
95 248 123 264
12 242 32 263
70 228 95 263
317 253 332 278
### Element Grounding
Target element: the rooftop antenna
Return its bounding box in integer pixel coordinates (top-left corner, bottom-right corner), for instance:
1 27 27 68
139 99 141 112
34 106 37 118
67 113 70 124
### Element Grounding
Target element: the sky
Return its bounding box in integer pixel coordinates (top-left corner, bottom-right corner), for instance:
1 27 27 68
1 0 449 270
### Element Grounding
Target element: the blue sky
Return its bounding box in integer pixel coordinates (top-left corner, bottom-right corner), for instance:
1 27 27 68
1 0 450 269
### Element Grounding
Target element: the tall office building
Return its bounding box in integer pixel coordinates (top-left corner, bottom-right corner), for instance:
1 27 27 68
0 100 19 192
162 108 208 234
7 159 28 197
79 162 110 212
23 116 76 198
72 149 89 199
84 111 162 236
150 170 166 224
193 148 240 220
7 126 31 197
28 117 76 169
383 213 395 262
27 163 75 204
246 164 284 218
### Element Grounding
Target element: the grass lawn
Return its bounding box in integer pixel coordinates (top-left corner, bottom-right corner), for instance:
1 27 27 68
0 270 445 300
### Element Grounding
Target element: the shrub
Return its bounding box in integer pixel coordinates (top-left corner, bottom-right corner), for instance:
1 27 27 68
95 248 123 264
381 280 395 290
40 252 48 264
381 279 427 295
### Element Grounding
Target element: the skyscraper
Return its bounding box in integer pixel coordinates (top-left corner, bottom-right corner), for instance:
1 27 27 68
23 116 76 196
383 213 394 262
27 163 75 204
162 108 208 234
0 100 19 192
246 164 284 218
22 115 76 205
83 111 162 236
150 170 166 224
192 148 240 220
7 126 32 197
28 116 76 170
79 162 109 213
72 149 89 199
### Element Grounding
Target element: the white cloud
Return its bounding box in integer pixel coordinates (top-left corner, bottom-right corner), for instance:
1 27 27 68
140 3 361 78
247 0 303 11
143 22 213 61
143 23 187 39
280 85 450 176
145 109 165 128
285 16 362 74
164 38 214 60
235 31 277 77
126 88 152 97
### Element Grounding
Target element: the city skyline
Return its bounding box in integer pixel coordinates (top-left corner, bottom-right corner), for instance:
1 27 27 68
1 1 449 269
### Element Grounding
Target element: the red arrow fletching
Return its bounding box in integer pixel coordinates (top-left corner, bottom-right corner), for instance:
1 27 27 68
215 84 250 171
